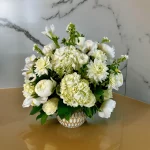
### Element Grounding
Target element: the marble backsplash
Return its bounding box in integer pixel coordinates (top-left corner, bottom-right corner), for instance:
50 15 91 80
0 0 149 103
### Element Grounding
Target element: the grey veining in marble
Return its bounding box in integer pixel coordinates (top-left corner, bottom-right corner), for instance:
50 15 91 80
0 0 150 103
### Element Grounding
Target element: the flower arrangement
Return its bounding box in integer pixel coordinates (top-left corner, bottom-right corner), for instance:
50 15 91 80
22 23 128 125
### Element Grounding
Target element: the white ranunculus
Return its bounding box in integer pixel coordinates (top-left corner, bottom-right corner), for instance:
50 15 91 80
108 73 123 90
76 37 85 47
42 98 59 115
35 56 51 76
99 43 115 64
98 99 116 118
24 73 36 83
43 43 56 56
35 79 56 97
42 24 55 38
22 97 48 108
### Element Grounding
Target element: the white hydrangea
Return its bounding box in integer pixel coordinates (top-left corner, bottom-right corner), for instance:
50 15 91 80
35 56 52 76
23 83 35 98
60 73 96 107
98 43 115 64
51 46 89 76
35 79 56 97
87 59 109 83
42 98 59 115
98 99 116 118
108 73 123 90
104 89 113 100
42 43 56 56
88 49 107 62
22 97 48 108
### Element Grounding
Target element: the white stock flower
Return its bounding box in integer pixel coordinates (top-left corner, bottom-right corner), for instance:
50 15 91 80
22 97 48 108
108 73 123 90
60 73 96 107
51 46 88 76
23 83 35 98
121 55 129 60
42 43 56 56
98 99 116 118
76 37 85 47
42 98 59 115
98 43 115 64
87 59 109 83
42 24 55 38
24 73 36 83
35 79 56 97
35 56 51 76
104 89 113 100
88 49 107 62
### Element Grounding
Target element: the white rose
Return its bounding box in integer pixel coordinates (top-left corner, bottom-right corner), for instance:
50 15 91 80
42 98 59 115
76 37 85 47
35 79 56 97
22 97 48 108
98 99 116 118
43 43 56 56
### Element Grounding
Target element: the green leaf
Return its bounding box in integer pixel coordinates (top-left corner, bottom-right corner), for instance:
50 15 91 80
41 113 48 125
57 100 80 120
83 106 97 118
36 113 43 120
93 86 104 101
30 105 42 115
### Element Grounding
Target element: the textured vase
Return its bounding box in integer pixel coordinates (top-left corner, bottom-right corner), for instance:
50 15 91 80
57 111 86 128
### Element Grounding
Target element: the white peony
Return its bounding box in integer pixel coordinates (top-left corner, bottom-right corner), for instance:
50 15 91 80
35 79 56 97
22 97 48 108
60 73 96 107
108 73 123 90
23 83 35 98
42 43 56 56
98 43 115 64
104 89 113 100
35 56 51 76
42 98 59 115
98 99 116 118
87 59 109 83
42 24 55 38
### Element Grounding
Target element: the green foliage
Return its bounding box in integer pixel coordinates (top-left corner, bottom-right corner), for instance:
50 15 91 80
78 64 88 79
57 99 81 121
83 106 97 118
30 105 42 115
93 85 104 102
62 23 82 46
33 44 44 56
41 113 48 125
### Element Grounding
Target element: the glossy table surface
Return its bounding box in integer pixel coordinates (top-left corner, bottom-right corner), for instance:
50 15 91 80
0 88 150 150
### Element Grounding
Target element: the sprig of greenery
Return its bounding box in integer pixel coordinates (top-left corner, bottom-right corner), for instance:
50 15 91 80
101 37 111 43
33 44 44 56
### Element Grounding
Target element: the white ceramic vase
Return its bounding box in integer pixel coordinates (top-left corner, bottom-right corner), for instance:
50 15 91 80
57 111 86 128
